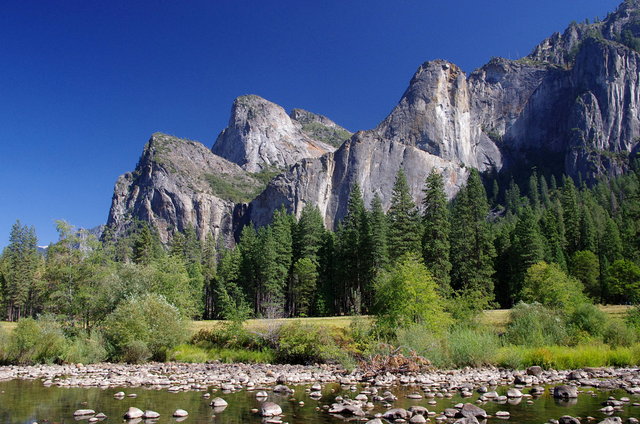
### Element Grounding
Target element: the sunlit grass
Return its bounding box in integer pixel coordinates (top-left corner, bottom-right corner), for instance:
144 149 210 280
170 343 276 364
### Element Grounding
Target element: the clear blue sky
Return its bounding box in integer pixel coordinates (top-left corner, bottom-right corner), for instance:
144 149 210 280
0 0 621 247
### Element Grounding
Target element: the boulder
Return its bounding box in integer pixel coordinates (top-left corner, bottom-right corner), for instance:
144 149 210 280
260 402 283 417
73 409 95 417
559 416 580 424
553 385 578 399
123 407 144 419
383 408 411 420
210 397 228 407
507 388 522 398
172 409 188 417
456 403 487 419
142 411 160 419
527 366 543 377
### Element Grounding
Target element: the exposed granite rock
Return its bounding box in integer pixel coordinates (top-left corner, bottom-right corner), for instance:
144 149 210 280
106 133 258 245
212 95 336 172
290 108 352 148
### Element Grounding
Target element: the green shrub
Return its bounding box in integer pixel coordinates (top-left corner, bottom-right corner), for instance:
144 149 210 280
396 324 450 368
122 340 151 364
63 331 108 364
448 326 500 367
505 302 568 347
604 320 637 347
8 317 67 364
626 305 640 330
346 316 376 355
275 322 342 365
102 293 187 362
191 322 268 350
567 303 606 341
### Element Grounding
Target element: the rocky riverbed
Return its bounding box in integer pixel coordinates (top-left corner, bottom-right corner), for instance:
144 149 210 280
1 362 639 393
1 364 640 423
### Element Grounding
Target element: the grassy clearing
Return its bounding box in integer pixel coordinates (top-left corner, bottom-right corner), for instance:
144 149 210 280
479 305 631 332
190 316 362 334
171 344 276 364
496 343 640 369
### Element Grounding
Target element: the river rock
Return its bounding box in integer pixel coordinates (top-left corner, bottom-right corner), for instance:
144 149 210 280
599 418 622 424
123 407 144 419
554 385 578 399
210 397 228 407
142 410 160 419
410 414 428 423
531 386 545 395
260 402 283 417
456 404 487 419
507 388 522 398
273 384 293 394
173 409 188 417
367 420 384 424
73 409 95 416
409 406 429 416
454 417 480 424
559 416 581 424
383 408 411 420
527 366 543 377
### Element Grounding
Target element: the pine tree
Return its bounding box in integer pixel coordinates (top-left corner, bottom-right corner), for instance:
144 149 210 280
1 220 39 321
421 170 452 295
539 173 551 207
335 184 367 314
450 169 496 303
387 169 422 261
528 171 540 210
512 206 545 303
362 194 388 311
132 222 163 265
562 176 581 255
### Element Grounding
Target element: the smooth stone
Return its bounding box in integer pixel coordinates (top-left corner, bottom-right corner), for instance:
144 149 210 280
123 407 144 419
142 410 160 419
210 397 228 407
559 416 580 424
554 385 578 399
173 409 188 417
410 415 427 423
507 388 522 398
260 402 283 417
73 409 95 416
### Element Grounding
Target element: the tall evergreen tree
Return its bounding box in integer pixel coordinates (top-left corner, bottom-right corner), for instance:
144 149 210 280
561 176 581 255
387 169 422 261
335 184 367 314
511 206 545 303
362 194 388 312
450 169 496 302
421 170 452 294
1 220 39 320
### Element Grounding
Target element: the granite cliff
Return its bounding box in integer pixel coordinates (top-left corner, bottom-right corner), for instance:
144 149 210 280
107 0 640 241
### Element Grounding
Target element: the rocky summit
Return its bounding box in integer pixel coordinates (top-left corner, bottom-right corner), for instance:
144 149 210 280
107 0 640 242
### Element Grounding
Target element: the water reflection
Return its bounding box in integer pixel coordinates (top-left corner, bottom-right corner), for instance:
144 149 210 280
0 379 637 424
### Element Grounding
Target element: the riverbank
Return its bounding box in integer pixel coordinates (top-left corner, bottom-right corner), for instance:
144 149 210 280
2 362 639 393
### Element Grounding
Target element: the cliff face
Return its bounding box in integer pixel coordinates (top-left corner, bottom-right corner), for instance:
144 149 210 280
211 95 338 172
107 1 640 242
106 133 257 245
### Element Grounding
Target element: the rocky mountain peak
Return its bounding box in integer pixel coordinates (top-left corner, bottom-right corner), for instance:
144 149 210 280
212 95 336 172
289 108 352 147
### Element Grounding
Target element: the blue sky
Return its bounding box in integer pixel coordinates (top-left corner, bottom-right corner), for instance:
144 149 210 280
0 0 621 247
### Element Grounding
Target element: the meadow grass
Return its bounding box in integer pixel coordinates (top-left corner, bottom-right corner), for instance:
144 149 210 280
171 343 276 363
495 343 640 369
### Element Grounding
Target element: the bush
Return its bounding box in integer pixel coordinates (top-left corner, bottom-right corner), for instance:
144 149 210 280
396 324 450 368
521 261 587 310
191 322 268 350
567 303 606 340
8 317 67 364
122 340 151 364
505 303 568 347
275 322 343 365
604 320 637 347
374 254 450 339
448 326 500 367
102 293 186 362
63 331 108 364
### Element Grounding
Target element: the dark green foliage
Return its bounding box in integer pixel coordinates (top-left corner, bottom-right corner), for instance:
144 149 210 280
387 169 422 261
450 169 495 302
1 220 40 321
567 303 606 339
606 259 640 304
570 251 601 301
335 184 368 314
422 171 452 294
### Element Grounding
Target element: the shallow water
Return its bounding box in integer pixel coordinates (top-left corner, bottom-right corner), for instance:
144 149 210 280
0 379 637 424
